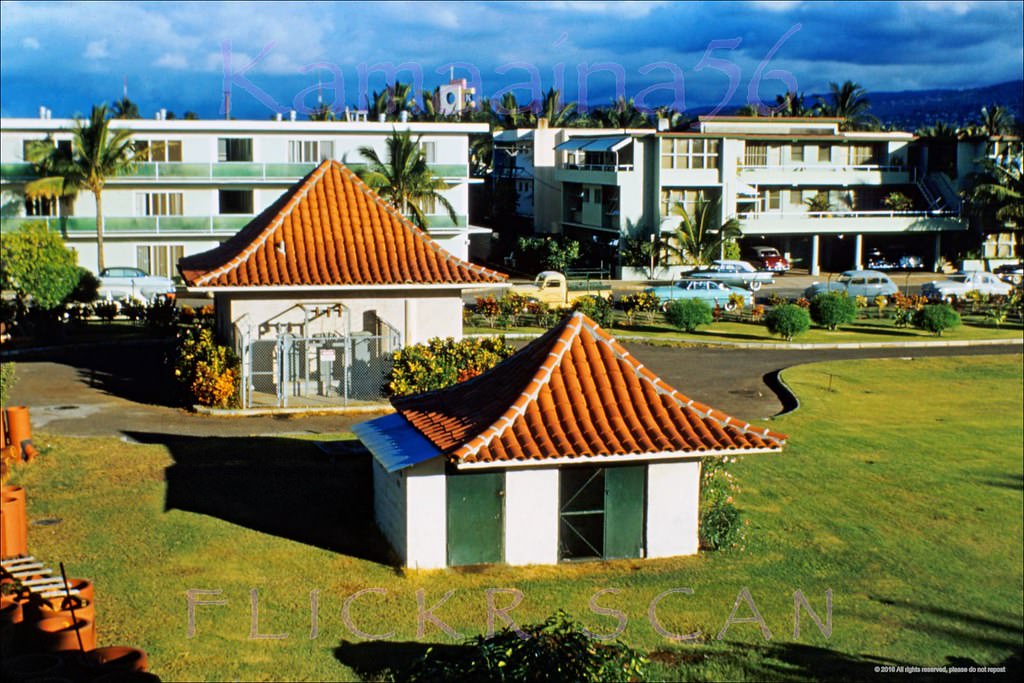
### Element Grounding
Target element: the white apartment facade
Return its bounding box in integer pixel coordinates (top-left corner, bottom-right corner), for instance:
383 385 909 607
0 114 488 276
498 117 979 274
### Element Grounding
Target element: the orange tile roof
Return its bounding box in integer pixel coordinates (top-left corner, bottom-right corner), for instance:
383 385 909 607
392 312 787 465
178 160 506 287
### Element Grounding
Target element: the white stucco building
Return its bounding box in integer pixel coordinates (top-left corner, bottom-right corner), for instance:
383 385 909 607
353 312 787 569
1 112 487 274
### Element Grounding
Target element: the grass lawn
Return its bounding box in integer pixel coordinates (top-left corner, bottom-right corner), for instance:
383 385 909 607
466 313 1024 345
9 355 1023 681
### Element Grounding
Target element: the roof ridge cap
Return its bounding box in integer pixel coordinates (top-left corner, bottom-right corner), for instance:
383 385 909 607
342 164 506 283
194 161 333 286
453 314 584 462
582 316 788 447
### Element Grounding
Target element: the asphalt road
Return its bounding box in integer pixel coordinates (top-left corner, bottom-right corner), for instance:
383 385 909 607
8 340 1021 439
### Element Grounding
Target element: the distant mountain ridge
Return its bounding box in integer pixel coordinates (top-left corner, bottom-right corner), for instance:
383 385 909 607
691 80 1023 133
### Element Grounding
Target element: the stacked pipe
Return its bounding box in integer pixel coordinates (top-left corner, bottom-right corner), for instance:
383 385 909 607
4 406 38 462
0 559 156 680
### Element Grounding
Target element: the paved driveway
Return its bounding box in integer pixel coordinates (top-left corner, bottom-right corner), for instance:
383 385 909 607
7 341 1020 439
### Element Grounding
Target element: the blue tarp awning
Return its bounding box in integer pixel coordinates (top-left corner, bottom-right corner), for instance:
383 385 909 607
555 136 631 153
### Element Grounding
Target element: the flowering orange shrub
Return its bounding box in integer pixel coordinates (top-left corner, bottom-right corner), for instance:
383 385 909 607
174 327 240 408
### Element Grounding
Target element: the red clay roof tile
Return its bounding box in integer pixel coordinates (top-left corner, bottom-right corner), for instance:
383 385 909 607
178 160 506 288
392 313 787 465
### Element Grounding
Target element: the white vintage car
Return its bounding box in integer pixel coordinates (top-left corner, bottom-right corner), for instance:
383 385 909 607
97 267 176 304
920 271 1013 302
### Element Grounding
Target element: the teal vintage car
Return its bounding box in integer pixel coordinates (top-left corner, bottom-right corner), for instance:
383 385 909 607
644 279 755 311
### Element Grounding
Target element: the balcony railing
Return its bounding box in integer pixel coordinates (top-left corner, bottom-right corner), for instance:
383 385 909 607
0 215 253 234
737 208 956 220
559 163 635 172
739 163 905 173
0 161 470 183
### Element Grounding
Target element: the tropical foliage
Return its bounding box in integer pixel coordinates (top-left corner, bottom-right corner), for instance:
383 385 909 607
387 336 516 396
356 129 456 229
25 104 139 271
0 222 79 310
174 327 240 408
661 194 742 266
815 80 879 130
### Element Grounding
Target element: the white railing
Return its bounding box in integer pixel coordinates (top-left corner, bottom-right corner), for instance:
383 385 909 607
739 163 905 173
560 163 635 172
738 208 956 220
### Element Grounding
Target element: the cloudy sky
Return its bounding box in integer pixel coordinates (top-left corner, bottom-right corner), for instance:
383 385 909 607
1 0 1021 119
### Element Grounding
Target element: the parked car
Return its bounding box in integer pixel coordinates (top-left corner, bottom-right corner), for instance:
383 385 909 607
97 267 176 304
920 271 1013 302
644 279 754 311
687 260 775 291
742 246 790 273
865 248 924 270
803 270 899 299
993 263 1024 286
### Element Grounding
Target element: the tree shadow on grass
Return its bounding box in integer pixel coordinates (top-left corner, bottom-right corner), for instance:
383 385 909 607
125 431 397 567
334 640 463 681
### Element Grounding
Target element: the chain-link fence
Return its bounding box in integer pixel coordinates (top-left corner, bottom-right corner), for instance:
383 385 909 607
237 329 400 409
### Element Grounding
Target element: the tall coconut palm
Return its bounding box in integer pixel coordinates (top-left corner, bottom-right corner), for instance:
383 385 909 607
595 97 650 128
965 155 1024 229
370 81 415 117
25 104 138 271
979 104 1014 137
773 91 810 117
112 96 140 119
661 194 742 266
356 129 457 229
308 102 336 121
497 92 526 129
536 87 575 127
816 81 879 131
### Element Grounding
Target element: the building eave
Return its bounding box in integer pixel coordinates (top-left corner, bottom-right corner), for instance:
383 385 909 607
452 446 783 470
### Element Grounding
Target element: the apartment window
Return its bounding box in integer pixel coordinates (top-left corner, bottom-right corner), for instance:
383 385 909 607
22 138 71 161
789 189 804 206
419 194 437 215
763 190 782 211
219 189 254 214
817 144 831 163
790 145 804 163
24 196 58 216
848 144 878 166
135 140 183 162
420 141 437 163
136 192 184 216
660 188 707 217
288 140 335 163
661 138 720 169
217 138 253 162
744 143 768 167
137 244 184 279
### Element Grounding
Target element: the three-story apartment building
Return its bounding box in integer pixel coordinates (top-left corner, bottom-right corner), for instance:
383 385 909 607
498 116 976 274
1 113 487 275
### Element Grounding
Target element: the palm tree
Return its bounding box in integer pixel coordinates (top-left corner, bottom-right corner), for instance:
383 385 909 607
661 194 742 266
112 97 140 119
498 92 525 129
370 81 415 117
356 129 457 229
25 104 138 271
964 156 1023 248
816 81 879 131
979 104 1014 137
536 87 575 127
773 91 810 117
654 106 693 131
594 97 650 128
308 103 336 121
734 103 764 117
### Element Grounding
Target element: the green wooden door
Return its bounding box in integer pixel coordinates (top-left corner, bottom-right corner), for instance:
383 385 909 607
447 472 504 566
603 465 646 559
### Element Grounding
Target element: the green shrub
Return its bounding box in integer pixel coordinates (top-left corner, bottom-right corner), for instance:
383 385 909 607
388 336 516 397
174 327 240 408
93 301 119 322
407 610 647 682
0 363 16 407
701 501 743 550
64 267 100 304
145 298 179 331
0 222 79 310
572 295 614 327
665 298 713 332
765 304 811 341
809 292 857 330
914 304 961 336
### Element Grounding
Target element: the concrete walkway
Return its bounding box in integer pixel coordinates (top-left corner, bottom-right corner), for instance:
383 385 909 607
7 340 1021 439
